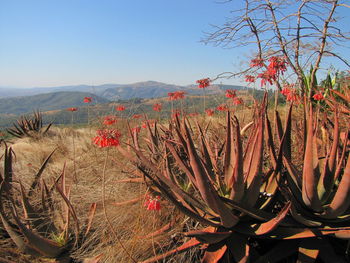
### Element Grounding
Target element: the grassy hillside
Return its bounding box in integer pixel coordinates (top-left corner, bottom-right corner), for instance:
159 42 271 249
0 91 109 115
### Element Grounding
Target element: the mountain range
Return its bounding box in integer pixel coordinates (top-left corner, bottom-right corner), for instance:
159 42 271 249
0 81 247 116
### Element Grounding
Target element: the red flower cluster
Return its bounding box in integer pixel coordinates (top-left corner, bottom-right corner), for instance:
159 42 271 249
205 108 214 116
116 105 126 111
313 93 324 101
168 91 185 101
83 97 92 103
216 104 228 111
153 103 162 112
103 116 117 125
93 129 121 148
225 89 237 98
245 75 255 83
267 56 287 77
280 87 300 103
144 195 161 211
250 58 264 68
196 78 211 89
233 97 243 105
253 56 287 87
67 107 78 112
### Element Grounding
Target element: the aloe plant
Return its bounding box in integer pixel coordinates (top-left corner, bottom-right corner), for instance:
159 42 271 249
0 145 98 262
122 93 350 262
6 110 52 138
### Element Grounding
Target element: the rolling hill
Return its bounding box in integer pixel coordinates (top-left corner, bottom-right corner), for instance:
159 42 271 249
0 91 109 115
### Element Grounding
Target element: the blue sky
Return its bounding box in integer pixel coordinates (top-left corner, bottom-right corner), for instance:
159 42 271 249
0 0 349 88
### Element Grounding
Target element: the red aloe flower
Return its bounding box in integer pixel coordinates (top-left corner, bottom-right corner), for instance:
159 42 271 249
216 104 228 111
103 116 117 125
67 107 78 112
313 93 324 101
168 91 186 101
281 87 291 96
245 75 255 83
225 89 237 98
196 78 211 89
250 58 264 67
83 97 92 103
144 195 161 211
286 88 300 103
232 97 243 105
205 108 214 116
153 103 162 112
116 105 126 111
93 129 121 148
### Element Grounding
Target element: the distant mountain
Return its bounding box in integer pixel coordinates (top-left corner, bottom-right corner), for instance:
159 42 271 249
0 91 109 115
0 81 248 100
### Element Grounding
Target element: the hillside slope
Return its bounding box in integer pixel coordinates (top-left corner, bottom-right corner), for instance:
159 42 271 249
0 91 109 114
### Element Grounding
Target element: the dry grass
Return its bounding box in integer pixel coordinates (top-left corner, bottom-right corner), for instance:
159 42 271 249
0 125 185 263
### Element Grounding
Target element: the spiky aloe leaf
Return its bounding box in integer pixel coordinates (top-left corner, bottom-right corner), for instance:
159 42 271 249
9 200 64 258
183 119 239 228
28 149 56 196
202 242 227 263
297 239 320 263
227 116 244 202
0 182 40 256
244 107 265 207
55 184 80 246
302 107 322 211
325 152 350 218
186 228 232 244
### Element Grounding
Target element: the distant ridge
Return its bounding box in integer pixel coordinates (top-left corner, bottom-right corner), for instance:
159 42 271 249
0 81 247 100
0 91 109 115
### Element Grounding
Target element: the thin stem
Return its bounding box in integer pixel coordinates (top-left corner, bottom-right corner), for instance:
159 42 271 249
102 148 137 263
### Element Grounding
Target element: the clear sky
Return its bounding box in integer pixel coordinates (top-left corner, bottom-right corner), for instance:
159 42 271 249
0 0 349 88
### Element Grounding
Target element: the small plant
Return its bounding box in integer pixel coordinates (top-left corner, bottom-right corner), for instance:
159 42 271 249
6 110 52 138
0 145 98 262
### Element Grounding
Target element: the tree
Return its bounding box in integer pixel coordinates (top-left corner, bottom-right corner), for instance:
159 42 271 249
204 0 350 95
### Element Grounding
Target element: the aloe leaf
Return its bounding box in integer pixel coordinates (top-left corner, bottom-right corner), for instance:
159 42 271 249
139 165 221 227
55 184 80 246
290 204 322 227
140 237 201 263
186 228 231 244
183 120 239 228
297 239 320 263
228 116 244 202
254 202 291 235
302 106 322 211
245 110 264 207
9 202 64 258
28 149 56 196
201 243 227 263
165 141 197 187
326 152 350 218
